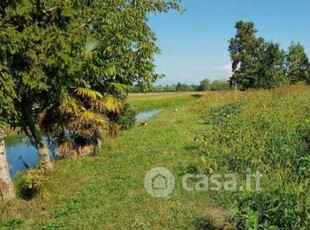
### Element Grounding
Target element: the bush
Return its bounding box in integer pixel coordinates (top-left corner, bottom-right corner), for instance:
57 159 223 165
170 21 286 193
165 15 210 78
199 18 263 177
15 169 48 200
110 103 137 130
230 185 310 229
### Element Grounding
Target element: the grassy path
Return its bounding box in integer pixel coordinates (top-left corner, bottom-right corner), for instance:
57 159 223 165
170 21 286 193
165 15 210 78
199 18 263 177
1 93 226 229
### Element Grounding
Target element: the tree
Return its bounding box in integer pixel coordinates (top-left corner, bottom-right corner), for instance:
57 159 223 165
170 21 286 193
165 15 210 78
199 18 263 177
0 40 15 200
255 42 287 89
176 82 182 91
0 0 181 200
190 84 200 91
229 21 265 90
176 82 193 92
286 43 309 84
163 84 177 92
0 127 15 202
210 79 230 91
199 78 211 91
0 1 182 163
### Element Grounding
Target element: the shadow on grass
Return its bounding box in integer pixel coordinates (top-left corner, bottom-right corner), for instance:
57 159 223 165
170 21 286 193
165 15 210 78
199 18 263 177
194 216 223 230
183 144 200 152
191 94 203 99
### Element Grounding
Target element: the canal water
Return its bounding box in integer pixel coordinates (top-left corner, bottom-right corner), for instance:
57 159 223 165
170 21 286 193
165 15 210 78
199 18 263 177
5 110 160 176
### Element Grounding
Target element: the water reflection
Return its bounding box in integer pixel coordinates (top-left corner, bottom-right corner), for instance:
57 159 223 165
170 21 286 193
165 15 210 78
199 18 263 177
5 135 54 176
6 110 160 176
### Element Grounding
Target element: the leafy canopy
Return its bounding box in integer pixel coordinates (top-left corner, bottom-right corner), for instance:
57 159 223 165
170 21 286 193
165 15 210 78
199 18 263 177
0 0 182 154
286 42 309 84
229 21 265 89
229 21 298 90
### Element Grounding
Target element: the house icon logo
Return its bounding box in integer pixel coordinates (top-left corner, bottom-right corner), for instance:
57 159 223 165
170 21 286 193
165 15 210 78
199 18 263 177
152 174 168 190
144 167 175 198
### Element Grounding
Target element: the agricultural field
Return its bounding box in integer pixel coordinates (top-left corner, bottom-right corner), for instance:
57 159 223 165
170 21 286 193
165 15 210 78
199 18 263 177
1 86 309 229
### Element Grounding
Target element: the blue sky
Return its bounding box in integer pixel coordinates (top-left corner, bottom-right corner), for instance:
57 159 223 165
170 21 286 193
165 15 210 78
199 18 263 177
148 0 310 85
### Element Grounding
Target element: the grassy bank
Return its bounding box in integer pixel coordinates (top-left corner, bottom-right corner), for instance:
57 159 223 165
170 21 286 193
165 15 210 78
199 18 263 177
1 87 309 229
193 86 310 229
1 92 226 229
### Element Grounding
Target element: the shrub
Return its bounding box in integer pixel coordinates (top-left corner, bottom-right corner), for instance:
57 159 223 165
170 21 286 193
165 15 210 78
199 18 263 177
15 169 48 200
230 184 310 229
109 103 137 130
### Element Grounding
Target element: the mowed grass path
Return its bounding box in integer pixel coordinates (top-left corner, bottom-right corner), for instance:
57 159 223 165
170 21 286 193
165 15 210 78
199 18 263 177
1 92 225 229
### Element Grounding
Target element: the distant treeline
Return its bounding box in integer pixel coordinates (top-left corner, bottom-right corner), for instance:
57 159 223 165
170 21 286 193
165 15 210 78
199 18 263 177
131 78 230 93
133 20 310 93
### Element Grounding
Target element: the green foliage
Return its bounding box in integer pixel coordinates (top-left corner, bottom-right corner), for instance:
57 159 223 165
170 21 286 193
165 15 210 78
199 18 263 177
15 169 48 200
146 84 177 92
231 184 310 230
42 221 62 230
229 21 265 89
109 103 137 130
176 82 194 92
1 92 224 228
0 219 23 230
196 87 310 229
255 42 287 89
199 78 211 91
2 89 310 228
146 83 197 93
205 102 242 125
0 0 182 159
143 79 230 93
210 79 230 91
286 42 310 84
229 21 304 90
198 102 243 174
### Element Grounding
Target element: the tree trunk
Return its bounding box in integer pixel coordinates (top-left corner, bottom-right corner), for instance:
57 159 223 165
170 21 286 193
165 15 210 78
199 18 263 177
38 142 53 170
20 102 53 170
0 128 15 202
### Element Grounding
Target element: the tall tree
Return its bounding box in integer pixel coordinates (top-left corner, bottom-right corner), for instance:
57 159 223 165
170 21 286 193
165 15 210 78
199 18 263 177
229 21 265 90
0 36 16 201
0 1 182 162
255 42 287 89
286 42 309 84
199 78 211 91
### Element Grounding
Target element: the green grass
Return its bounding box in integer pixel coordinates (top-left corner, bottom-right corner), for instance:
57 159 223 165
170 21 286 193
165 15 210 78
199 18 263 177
1 92 225 229
1 87 309 229
128 92 205 112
